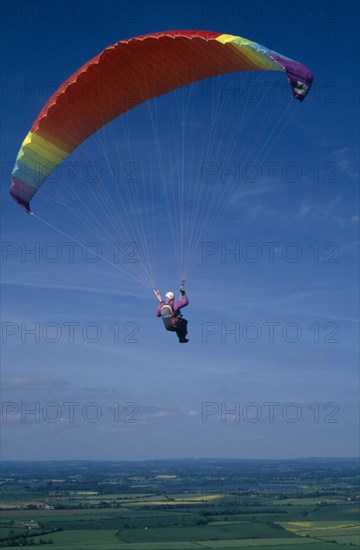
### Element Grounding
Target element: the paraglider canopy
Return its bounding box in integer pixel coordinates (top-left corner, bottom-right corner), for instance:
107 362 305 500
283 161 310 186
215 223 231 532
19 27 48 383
10 30 313 213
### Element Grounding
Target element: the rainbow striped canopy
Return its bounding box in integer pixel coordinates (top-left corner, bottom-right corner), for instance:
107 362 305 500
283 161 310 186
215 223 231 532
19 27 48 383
10 30 313 212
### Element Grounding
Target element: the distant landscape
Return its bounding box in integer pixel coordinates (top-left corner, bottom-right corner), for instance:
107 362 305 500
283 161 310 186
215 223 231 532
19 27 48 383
0 458 359 549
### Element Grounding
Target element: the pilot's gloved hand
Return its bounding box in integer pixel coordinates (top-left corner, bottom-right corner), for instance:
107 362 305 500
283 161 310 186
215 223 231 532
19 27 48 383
180 280 185 295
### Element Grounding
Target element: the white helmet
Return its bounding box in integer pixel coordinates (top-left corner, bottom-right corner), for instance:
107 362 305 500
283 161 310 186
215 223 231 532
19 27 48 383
165 291 174 300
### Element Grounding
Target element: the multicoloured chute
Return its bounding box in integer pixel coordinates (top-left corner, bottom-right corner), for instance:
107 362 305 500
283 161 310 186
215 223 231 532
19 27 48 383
10 30 313 213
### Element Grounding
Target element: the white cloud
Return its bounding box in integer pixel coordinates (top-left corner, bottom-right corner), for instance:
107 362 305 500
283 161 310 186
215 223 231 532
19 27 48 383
230 184 275 203
2 378 65 389
295 198 342 222
0 280 146 299
296 200 312 220
332 147 359 178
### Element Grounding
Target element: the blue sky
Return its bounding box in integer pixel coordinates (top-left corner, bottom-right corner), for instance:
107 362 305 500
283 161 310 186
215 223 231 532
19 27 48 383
1 0 359 460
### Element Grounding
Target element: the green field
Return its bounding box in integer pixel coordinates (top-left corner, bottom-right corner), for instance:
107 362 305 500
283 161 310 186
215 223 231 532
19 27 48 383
1 459 359 549
1 502 359 549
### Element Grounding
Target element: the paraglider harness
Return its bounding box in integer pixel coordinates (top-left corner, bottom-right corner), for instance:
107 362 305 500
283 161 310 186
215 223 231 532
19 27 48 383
160 301 181 332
